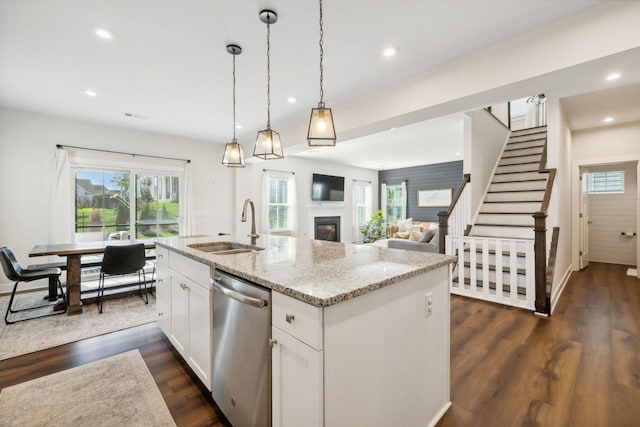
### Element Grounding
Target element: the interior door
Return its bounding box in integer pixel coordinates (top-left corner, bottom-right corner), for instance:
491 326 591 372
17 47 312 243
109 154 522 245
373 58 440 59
579 172 590 269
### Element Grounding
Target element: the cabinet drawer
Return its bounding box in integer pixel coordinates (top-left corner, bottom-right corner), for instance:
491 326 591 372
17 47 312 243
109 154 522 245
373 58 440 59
156 246 169 268
169 251 210 288
272 293 323 351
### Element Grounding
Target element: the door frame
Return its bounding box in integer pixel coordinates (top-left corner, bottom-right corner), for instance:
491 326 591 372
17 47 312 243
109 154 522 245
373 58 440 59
571 156 640 276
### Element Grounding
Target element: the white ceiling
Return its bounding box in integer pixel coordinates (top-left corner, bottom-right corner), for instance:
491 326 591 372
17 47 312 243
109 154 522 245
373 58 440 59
3 0 638 171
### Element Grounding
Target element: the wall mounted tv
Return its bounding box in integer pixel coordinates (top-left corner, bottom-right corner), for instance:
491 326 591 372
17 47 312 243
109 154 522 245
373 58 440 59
311 173 345 202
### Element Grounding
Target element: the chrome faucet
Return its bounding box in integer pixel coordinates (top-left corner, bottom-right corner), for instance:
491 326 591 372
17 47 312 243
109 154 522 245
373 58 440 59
241 198 259 245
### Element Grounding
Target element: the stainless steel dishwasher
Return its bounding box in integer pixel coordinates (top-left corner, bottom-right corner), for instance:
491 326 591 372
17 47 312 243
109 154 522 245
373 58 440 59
211 269 271 427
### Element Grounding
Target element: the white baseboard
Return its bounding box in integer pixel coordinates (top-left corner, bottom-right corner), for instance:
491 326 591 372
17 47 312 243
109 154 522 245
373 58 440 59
550 265 572 315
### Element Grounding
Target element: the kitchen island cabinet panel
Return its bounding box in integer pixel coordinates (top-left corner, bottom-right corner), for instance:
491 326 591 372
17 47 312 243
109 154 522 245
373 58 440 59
271 326 323 427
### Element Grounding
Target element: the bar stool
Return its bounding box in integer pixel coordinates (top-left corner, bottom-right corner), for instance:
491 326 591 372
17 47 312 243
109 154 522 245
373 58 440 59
0 246 67 324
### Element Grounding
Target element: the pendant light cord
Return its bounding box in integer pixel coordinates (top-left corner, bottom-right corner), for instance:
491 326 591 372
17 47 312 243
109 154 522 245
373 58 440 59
266 17 272 128
319 0 324 104
232 53 237 140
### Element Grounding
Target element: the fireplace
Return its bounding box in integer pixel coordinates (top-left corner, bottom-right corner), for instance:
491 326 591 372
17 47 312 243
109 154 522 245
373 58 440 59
314 216 340 242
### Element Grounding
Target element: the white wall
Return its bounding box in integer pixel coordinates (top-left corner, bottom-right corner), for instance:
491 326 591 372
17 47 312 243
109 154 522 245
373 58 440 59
571 121 640 273
584 163 637 265
277 2 640 150
234 157 378 243
546 98 573 310
465 109 510 219
0 107 232 289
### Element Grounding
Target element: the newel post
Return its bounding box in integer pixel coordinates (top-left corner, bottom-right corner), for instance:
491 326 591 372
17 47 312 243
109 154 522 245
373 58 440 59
533 211 548 314
438 211 448 254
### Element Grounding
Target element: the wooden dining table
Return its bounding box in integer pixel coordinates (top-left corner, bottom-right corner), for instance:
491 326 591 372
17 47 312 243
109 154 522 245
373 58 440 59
29 240 155 315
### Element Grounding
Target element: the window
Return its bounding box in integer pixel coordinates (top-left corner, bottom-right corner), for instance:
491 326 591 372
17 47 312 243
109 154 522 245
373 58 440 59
353 181 372 242
74 169 180 240
383 182 407 223
586 171 624 194
263 171 296 234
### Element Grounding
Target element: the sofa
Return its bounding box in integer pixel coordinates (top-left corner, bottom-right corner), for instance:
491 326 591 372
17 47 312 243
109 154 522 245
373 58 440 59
372 219 440 253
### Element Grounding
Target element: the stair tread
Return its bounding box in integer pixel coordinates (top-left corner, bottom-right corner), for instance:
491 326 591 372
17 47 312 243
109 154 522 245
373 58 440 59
483 200 543 203
504 144 545 151
478 212 535 215
491 179 547 184
500 153 543 159
487 189 544 193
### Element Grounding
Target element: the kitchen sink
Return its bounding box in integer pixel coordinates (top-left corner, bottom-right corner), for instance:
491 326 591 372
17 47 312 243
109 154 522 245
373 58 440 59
187 242 264 255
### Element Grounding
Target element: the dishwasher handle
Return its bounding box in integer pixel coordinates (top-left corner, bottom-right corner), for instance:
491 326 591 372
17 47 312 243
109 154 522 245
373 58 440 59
211 277 268 308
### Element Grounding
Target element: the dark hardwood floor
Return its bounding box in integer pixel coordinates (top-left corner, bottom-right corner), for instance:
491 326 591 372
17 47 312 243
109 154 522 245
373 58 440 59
1 262 638 426
438 262 640 427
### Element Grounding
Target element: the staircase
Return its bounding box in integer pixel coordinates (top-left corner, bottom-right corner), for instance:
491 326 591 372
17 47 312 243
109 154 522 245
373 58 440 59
448 125 549 310
471 126 548 240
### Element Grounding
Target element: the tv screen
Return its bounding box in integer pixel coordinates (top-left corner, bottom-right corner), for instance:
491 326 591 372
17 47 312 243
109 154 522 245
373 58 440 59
311 173 345 201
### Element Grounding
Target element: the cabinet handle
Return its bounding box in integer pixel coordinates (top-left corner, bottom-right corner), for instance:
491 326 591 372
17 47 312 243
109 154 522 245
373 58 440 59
285 314 295 323
269 338 278 347
158 278 163 283
158 312 164 317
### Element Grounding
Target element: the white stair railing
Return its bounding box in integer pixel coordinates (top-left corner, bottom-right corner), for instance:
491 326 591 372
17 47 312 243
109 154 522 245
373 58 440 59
447 235 535 310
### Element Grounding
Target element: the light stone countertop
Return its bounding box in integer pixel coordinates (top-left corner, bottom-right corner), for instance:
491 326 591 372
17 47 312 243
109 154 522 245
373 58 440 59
155 234 456 307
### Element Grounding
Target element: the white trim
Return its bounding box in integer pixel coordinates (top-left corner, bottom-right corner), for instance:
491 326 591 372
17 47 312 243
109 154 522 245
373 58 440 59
550 266 573 315
426 402 452 427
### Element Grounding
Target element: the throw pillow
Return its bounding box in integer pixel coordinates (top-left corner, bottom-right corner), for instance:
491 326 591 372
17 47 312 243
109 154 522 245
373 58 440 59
405 223 422 233
388 225 399 235
409 231 422 241
419 229 436 243
397 218 413 232
393 231 410 239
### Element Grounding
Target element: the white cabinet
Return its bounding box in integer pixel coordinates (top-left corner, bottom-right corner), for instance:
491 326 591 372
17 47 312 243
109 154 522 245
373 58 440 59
154 247 171 335
156 248 213 391
271 326 323 427
272 267 451 427
271 293 323 427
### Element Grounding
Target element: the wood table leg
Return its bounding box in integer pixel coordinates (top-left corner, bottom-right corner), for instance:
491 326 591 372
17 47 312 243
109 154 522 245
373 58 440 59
66 255 83 315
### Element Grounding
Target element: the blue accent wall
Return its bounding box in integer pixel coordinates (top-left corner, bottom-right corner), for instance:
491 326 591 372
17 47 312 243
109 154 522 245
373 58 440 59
378 160 464 222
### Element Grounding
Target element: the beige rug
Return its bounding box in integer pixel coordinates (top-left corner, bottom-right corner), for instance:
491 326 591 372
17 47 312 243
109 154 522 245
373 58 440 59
0 349 176 426
0 290 157 360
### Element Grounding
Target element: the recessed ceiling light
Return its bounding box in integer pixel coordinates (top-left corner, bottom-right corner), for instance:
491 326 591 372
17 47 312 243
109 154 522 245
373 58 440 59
94 28 113 40
390 127 397 131
287 97 296 103
84 90 97 97
383 47 396 58
455 152 461 156
605 72 621 81
235 124 242 129
603 117 614 123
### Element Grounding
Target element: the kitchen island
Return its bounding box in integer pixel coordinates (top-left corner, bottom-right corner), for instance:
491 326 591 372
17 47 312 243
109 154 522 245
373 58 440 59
155 234 456 427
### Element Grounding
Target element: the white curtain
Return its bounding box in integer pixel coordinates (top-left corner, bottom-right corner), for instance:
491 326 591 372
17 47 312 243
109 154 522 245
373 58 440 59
288 174 297 236
401 181 408 220
381 183 388 221
261 171 270 233
50 147 74 244
352 181 359 242
181 162 194 236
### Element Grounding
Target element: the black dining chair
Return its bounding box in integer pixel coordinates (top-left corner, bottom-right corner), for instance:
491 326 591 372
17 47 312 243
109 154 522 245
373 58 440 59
98 243 148 313
0 246 67 324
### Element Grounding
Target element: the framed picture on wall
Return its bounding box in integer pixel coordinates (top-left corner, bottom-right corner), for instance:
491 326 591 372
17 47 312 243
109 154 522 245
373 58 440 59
417 189 452 207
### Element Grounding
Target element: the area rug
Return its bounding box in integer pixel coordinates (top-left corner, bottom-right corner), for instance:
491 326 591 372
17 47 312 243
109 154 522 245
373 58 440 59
0 290 157 360
0 349 176 427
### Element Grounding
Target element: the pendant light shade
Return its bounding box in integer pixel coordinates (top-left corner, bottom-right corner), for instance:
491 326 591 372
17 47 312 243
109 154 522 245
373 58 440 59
308 0 336 146
253 128 282 159
221 44 245 167
254 10 284 160
222 139 245 167
307 102 336 146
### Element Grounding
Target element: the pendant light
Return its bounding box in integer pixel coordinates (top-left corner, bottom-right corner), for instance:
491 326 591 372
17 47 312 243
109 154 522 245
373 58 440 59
307 0 336 146
221 44 245 167
254 9 284 160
